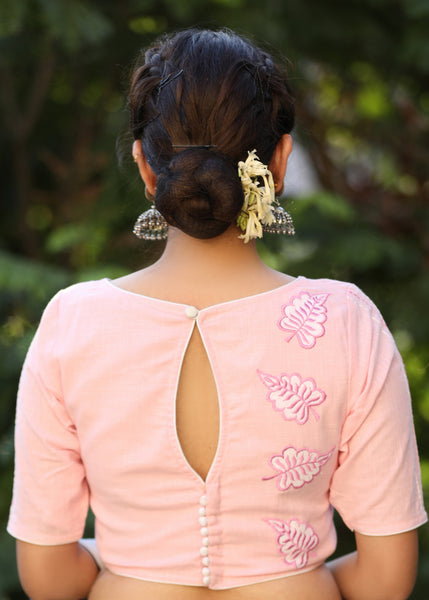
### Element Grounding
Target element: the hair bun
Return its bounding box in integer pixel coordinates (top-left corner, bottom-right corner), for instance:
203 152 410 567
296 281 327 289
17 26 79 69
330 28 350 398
155 149 244 239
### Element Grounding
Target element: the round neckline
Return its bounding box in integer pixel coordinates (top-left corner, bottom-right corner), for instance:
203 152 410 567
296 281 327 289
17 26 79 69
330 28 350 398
102 275 306 312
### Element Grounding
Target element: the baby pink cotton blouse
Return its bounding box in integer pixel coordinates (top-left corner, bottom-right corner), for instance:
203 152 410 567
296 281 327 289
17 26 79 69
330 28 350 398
7 276 427 589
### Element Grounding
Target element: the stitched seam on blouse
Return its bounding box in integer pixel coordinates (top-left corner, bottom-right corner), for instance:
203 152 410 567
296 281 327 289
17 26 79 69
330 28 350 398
345 285 390 417
346 286 353 418
347 286 391 338
55 289 87 460
54 289 65 406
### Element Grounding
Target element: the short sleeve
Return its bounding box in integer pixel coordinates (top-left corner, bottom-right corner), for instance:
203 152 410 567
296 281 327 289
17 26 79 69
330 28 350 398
7 291 89 545
329 286 427 535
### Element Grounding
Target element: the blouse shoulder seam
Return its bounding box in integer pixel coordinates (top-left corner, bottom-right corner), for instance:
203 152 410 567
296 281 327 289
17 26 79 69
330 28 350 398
345 284 389 334
52 288 65 405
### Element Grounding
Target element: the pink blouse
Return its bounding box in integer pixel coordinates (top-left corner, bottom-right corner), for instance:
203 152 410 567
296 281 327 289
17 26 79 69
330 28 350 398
7 277 427 589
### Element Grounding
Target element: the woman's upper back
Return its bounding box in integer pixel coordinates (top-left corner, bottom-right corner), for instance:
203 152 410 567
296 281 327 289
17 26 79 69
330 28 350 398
8 275 426 588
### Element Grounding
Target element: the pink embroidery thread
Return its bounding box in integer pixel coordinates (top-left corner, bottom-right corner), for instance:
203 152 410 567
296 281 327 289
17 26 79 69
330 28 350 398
258 371 326 424
278 292 329 349
263 446 335 490
266 518 319 568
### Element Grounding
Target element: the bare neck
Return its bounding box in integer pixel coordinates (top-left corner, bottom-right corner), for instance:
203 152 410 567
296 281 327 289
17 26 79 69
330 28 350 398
158 225 262 275
116 226 293 307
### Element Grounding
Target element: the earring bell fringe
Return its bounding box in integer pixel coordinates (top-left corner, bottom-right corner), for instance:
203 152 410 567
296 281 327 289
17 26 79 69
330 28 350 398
263 205 295 236
133 207 168 241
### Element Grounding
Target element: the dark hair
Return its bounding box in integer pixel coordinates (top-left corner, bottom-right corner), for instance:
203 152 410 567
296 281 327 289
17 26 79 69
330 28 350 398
129 28 295 239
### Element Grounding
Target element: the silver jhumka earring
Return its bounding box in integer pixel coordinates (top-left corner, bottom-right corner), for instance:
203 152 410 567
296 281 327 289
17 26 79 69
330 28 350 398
133 207 169 241
262 202 295 236
132 153 168 241
132 182 168 241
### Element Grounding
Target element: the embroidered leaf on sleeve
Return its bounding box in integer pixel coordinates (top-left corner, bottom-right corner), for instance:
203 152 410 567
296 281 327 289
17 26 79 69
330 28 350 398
263 446 335 490
278 292 329 349
266 518 319 568
258 370 326 424
267 519 287 533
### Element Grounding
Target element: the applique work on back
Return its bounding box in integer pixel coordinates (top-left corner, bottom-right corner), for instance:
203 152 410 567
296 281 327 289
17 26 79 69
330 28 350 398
278 292 329 348
258 370 326 424
265 519 319 568
262 446 335 491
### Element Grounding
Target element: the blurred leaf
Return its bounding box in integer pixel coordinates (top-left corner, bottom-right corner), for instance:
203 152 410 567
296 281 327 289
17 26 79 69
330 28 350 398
402 0 429 18
45 223 110 268
294 192 356 223
402 27 429 73
36 0 113 52
0 251 70 302
75 265 128 282
0 0 29 38
128 15 167 34
45 223 91 253
355 82 391 119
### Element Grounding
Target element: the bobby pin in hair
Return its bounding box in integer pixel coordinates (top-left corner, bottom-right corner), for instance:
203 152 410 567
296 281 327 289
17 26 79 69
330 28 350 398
172 144 217 149
142 113 160 128
156 69 184 103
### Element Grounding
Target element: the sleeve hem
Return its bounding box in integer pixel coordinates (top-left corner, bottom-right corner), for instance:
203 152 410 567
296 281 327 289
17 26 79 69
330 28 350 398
7 524 84 546
345 514 428 536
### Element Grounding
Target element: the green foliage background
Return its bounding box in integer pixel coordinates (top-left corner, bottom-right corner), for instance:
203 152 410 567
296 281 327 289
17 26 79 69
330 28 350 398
0 0 428 597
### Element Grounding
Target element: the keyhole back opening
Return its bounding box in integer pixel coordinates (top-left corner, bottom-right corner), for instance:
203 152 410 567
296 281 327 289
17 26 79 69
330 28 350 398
175 323 220 482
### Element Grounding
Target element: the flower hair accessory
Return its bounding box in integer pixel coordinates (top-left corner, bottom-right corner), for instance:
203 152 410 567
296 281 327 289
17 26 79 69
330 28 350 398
236 150 276 243
236 149 295 242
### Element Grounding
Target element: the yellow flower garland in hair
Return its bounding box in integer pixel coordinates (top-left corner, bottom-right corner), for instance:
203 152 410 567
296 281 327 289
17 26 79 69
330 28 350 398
236 150 276 243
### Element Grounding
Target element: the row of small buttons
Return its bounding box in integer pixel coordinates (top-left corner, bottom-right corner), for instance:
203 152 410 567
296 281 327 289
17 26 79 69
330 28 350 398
198 494 210 586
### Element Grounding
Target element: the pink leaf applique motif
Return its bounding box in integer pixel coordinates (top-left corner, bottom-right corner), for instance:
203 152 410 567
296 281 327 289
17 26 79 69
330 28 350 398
278 292 329 349
258 370 326 424
266 518 319 568
263 446 334 490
